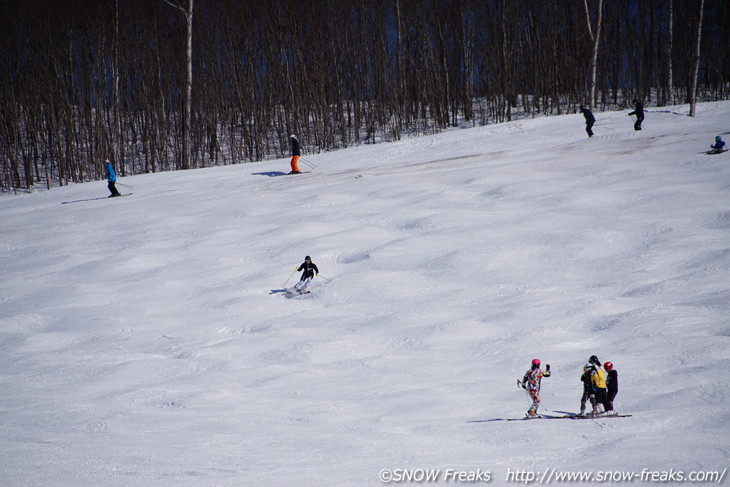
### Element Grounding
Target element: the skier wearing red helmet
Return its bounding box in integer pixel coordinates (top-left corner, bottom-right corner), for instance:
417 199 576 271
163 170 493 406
604 361 618 413
521 359 551 417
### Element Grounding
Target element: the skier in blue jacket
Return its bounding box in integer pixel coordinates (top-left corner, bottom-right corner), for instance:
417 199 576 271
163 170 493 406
104 160 122 197
709 136 726 154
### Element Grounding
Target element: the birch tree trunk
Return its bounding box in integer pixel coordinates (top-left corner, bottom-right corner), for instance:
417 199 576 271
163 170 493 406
688 0 704 117
161 0 193 169
583 0 603 110
665 0 674 106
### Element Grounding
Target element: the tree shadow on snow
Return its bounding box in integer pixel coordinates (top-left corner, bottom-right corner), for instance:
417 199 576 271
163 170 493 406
253 171 288 177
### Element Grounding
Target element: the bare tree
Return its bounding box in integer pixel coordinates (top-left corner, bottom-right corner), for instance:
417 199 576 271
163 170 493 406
665 0 674 106
583 0 604 109
160 0 193 169
4 0 730 192
688 0 704 117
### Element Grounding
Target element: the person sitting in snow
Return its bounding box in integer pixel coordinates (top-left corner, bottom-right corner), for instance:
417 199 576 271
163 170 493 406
708 135 726 154
604 361 618 413
521 359 551 417
294 255 319 292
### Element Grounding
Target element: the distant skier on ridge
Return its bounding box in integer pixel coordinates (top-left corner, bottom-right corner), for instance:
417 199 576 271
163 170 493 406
579 105 595 138
104 159 122 197
289 134 301 174
628 99 644 131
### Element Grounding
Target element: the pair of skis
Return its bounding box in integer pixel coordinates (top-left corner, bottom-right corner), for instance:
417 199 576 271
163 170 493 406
508 413 632 421
512 378 631 421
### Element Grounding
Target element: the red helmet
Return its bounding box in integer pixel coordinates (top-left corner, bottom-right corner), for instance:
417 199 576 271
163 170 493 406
604 361 613 371
531 359 541 366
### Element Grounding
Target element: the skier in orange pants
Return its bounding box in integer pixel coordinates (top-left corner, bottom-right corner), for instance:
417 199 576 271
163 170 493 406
289 134 301 174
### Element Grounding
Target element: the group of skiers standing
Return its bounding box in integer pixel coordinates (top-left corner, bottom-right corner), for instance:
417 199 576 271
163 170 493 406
580 355 619 416
521 355 618 418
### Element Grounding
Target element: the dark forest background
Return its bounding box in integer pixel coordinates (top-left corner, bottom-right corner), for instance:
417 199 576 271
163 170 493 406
1 0 728 191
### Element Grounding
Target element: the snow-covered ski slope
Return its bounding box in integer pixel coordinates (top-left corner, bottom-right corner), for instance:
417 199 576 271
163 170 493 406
1 102 729 486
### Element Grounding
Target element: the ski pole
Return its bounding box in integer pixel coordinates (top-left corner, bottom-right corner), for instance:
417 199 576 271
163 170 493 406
317 275 333 283
117 182 134 189
283 269 297 288
300 157 318 168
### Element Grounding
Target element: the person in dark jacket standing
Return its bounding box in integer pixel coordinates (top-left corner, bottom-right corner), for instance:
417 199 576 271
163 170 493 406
294 255 319 292
628 99 644 131
579 105 595 137
289 134 301 174
104 159 122 197
579 364 597 416
604 361 618 413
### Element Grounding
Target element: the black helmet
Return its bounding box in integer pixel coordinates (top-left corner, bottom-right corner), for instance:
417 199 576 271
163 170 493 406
305 255 311 261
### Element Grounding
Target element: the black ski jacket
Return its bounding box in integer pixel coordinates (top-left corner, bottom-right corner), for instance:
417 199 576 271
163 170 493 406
580 107 595 123
297 261 319 280
606 369 618 395
629 103 644 119
291 137 301 157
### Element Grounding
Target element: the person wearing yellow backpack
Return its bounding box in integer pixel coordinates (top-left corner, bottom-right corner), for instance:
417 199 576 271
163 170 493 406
580 355 609 416
591 362 609 415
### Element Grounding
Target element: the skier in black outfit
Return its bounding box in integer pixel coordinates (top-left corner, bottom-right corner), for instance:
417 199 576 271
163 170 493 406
628 99 644 130
579 364 597 416
579 355 603 415
294 255 319 292
604 361 618 413
579 105 595 137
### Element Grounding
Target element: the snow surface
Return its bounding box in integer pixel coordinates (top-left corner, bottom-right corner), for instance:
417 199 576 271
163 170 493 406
1 102 729 486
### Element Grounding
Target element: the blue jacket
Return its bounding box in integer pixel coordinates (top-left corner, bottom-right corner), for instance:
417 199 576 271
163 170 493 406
711 140 726 151
105 162 117 182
